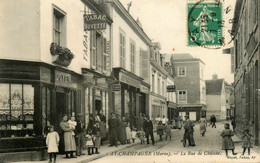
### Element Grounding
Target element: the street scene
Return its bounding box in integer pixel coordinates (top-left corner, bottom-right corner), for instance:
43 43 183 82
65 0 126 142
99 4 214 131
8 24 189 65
0 0 259 163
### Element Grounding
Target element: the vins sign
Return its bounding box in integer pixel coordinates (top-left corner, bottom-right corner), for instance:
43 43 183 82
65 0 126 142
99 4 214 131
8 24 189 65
167 85 176 92
84 14 107 31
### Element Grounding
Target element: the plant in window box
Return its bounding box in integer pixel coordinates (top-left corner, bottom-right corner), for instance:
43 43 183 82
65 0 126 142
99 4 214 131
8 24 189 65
50 42 75 67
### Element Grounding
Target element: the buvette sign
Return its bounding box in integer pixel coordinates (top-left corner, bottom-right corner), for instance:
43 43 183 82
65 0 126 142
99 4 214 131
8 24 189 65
84 14 107 31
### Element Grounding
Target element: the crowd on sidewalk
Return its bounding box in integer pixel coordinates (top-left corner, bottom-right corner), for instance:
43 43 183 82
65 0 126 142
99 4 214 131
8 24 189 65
44 112 257 163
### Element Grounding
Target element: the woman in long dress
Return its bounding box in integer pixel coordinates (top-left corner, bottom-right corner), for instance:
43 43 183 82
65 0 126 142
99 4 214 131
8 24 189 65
60 115 77 159
199 116 207 136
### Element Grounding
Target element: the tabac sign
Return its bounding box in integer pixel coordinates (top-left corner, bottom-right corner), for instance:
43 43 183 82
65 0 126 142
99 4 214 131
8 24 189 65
84 14 107 31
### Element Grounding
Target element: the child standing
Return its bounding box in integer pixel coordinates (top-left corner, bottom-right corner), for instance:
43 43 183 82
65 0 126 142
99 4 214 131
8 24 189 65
92 122 101 154
68 116 77 136
138 128 145 145
221 123 237 156
157 121 164 141
125 122 131 144
165 122 172 140
46 125 59 163
242 129 253 155
85 130 94 155
131 128 137 143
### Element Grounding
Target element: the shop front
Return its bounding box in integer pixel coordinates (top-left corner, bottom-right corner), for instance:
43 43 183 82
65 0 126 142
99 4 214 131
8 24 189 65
0 60 82 161
150 95 167 120
167 101 177 122
111 68 145 124
82 68 110 129
177 104 206 121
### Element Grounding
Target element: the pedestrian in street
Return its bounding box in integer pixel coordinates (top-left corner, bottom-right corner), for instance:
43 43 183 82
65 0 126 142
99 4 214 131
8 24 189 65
183 115 195 146
108 112 118 147
68 116 77 136
46 125 59 163
199 116 207 136
85 129 94 155
126 122 131 144
221 123 237 156
177 116 183 129
165 121 172 140
75 114 85 156
60 115 77 159
143 116 155 145
211 115 217 128
231 118 236 133
209 115 213 127
157 121 164 141
161 115 168 126
92 121 101 154
119 116 127 145
242 129 254 155
98 110 106 144
138 128 145 145
131 128 137 143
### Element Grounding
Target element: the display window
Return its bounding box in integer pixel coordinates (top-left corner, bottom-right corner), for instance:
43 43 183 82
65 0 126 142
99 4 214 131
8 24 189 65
0 84 34 138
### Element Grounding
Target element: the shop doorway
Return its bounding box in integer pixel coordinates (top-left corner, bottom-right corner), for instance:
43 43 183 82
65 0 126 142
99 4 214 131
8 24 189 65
55 92 66 132
95 99 102 113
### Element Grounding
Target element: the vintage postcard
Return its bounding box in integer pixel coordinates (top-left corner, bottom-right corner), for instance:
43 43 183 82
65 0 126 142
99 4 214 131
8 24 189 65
0 0 259 163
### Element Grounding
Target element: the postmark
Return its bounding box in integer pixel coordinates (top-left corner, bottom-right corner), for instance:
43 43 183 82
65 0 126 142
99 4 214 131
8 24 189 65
187 0 224 47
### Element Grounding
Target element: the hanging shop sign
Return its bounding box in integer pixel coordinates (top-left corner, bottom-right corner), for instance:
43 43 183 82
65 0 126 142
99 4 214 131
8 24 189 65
84 14 107 31
112 84 121 91
167 85 176 92
55 70 71 87
140 85 149 94
96 78 108 89
119 72 141 89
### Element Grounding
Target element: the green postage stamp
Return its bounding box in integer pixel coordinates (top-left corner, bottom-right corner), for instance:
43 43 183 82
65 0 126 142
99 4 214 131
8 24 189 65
187 0 223 47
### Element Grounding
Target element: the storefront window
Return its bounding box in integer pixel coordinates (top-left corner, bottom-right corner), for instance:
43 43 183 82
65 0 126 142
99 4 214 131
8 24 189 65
0 84 34 138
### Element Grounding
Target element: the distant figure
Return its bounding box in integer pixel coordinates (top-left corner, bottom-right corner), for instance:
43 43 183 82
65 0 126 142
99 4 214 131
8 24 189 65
165 122 172 140
161 115 168 126
199 116 207 136
68 116 77 136
138 128 145 145
131 128 137 143
157 121 164 141
126 122 131 144
221 123 237 156
211 115 216 128
85 130 94 155
231 118 236 133
46 125 59 163
182 115 195 147
92 121 101 154
242 129 253 155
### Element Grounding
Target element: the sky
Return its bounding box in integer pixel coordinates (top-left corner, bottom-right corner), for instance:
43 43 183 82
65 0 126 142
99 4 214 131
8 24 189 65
120 0 237 84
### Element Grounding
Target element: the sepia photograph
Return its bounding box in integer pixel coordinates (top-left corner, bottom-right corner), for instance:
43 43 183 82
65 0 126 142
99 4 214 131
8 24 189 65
0 0 259 162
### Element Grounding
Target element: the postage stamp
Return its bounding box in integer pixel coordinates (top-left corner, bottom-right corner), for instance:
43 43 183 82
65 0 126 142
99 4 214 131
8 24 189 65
187 0 224 47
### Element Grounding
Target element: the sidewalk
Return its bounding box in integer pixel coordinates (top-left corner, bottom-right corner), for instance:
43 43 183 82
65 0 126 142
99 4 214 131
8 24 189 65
15 130 180 163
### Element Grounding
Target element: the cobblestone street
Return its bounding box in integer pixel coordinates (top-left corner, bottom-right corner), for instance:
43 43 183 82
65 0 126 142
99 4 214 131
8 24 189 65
90 122 260 163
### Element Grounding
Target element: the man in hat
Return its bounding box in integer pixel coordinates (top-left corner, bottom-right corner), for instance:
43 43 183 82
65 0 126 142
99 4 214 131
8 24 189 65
108 112 118 147
183 115 195 146
75 113 85 156
143 116 155 145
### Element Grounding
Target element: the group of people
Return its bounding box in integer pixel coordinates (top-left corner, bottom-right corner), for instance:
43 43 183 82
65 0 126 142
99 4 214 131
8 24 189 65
108 112 149 146
45 110 106 163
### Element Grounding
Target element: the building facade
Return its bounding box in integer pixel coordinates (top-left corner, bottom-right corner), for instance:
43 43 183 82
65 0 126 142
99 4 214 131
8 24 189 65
232 0 259 146
0 0 111 161
105 0 150 120
170 53 206 121
205 77 228 120
149 43 168 119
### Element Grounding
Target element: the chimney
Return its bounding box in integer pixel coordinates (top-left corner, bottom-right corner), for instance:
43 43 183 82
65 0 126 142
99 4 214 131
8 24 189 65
212 74 218 80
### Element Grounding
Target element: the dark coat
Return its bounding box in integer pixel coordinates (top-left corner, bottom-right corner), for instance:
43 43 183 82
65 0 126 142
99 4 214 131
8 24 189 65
143 120 153 133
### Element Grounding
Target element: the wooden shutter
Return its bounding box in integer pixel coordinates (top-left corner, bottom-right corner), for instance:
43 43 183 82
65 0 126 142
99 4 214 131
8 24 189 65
141 50 149 81
90 31 96 69
106 40 110 71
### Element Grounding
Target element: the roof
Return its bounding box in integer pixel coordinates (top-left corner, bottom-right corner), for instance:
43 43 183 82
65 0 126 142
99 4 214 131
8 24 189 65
205 79 224 95
171 53 194 60
170 53 205 65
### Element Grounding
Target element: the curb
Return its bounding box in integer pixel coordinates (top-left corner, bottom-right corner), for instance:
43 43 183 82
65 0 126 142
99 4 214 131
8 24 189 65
77 134 161 163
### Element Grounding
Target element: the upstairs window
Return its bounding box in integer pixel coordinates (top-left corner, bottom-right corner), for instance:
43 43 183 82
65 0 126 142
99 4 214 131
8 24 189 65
53 6 66 46
178 90 187 104
178 66 186 77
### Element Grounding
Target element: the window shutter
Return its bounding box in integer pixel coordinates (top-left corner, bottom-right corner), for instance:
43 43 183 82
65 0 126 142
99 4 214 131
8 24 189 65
141 50 149 81
106 40 110 71
90 31 96 69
